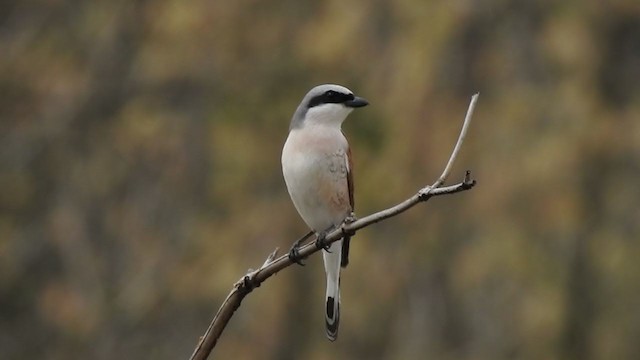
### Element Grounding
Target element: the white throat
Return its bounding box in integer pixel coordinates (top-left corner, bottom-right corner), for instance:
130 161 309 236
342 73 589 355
304 103 353 128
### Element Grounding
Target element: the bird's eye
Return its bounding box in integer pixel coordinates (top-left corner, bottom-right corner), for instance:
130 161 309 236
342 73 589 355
326 90 336 99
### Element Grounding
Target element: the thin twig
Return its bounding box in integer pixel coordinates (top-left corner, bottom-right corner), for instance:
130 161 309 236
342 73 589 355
189 93 479 360
432 92 479 189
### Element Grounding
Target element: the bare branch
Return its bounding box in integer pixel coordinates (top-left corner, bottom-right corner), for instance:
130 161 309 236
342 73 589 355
189 94 479 360
432 93 479 189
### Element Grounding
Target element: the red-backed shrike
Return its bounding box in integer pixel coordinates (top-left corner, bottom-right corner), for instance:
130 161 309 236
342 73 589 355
282 84 368 341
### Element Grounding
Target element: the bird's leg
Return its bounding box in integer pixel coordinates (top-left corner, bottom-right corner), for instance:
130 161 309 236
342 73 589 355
288 230 314 266
314 227 334 252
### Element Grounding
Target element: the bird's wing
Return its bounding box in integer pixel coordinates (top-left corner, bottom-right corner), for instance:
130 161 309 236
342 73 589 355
346 143 354 211
341 140 354 268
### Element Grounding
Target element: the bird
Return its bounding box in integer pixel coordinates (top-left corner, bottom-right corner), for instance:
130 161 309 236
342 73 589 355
281 84 368 341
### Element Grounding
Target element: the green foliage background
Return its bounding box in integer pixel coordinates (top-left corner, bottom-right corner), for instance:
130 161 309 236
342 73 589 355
1 1 639 359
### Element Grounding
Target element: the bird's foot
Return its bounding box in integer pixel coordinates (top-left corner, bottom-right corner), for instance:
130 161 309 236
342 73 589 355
287 231 314 266
314 230 331 252
288 245 305 266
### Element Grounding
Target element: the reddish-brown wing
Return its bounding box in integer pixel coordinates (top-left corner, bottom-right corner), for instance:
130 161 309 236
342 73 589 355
342 139 354 268
346 145 354 211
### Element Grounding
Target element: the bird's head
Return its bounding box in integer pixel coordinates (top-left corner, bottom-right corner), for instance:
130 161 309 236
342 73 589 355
290 84 368 130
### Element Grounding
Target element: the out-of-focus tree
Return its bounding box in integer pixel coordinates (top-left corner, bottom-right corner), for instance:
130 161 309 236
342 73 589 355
1 0 638 359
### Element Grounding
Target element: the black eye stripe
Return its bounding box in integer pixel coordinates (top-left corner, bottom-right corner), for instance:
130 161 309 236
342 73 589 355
308 90 355 108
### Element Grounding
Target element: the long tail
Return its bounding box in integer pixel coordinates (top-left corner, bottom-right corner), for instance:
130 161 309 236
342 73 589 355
323 239 342 341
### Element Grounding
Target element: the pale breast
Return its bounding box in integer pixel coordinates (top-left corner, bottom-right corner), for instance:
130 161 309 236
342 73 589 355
282 127 351 231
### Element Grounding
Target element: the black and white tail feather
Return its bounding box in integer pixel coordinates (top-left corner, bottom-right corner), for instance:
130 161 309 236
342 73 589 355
325 292 340 341
323 240 342 341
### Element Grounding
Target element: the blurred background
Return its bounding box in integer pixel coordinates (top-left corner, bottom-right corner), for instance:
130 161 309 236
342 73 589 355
1 0 639 359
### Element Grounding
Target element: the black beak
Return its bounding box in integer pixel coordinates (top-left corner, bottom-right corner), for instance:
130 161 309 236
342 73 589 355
345 96 369 108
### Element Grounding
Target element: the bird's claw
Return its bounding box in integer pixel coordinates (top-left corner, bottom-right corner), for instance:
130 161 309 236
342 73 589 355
315 232 331 252
288 245 306 266
287 230 315 266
